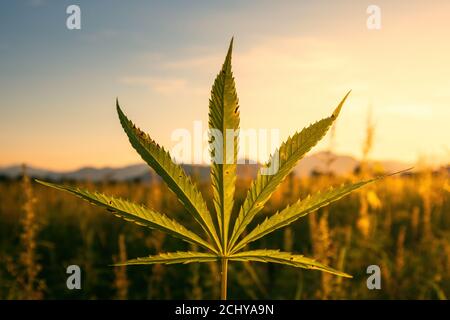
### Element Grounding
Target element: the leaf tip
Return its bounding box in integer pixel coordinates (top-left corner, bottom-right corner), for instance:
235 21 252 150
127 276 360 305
332 90 351 119
341 271 353 278
383 167 414 179
109 262 127 267
116 98 122 113
34 179 52 188
224 37 234 67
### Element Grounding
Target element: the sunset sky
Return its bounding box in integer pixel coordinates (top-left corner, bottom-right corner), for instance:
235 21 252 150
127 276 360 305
1 0 449 170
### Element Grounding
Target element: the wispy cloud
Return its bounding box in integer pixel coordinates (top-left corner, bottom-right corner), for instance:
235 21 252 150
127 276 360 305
80 29 121 43
28 0 47 7
162 55 220 70
119 76 205 95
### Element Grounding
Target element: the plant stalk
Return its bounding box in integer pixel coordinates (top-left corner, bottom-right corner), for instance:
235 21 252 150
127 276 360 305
220 258 228 300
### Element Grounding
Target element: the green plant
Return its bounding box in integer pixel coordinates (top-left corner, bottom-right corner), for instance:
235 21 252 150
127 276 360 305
37 39 382 300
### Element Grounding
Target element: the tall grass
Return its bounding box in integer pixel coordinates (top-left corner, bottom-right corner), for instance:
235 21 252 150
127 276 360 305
113 234 129 300
4 166 46 299
0 165 448 299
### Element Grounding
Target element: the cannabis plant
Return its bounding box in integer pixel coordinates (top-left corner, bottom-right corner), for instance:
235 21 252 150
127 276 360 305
37 39 382 299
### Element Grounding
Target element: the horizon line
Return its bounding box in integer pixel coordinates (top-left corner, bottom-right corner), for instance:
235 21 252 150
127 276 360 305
0 151 432 173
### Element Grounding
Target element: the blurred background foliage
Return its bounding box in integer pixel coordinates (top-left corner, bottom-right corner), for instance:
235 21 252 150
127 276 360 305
0 162 448 300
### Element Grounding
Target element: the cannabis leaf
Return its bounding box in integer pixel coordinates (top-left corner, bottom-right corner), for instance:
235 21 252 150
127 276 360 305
37 39 395 300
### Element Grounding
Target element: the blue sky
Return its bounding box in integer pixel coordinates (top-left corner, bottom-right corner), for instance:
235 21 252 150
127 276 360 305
1 0 449 169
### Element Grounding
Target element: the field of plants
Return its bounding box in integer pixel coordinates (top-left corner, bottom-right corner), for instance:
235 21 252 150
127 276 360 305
0 165 448 299
1 39 449 301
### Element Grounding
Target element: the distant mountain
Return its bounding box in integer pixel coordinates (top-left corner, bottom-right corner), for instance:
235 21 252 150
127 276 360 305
64 164 150 181
0 165 63 180
0 152 410 182
0 164 151 182
294 151 408 177
295 152 358 176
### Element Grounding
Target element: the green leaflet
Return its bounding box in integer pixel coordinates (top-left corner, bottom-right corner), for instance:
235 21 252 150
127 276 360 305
230 250 351 278
208 38 240 252
117 102 221 252
35 180 217 253
113 251 218 266
229 92 350 249
231 178 377 253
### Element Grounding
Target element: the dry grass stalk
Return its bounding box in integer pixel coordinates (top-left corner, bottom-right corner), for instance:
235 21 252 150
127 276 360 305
309 211 334 299
113 234 129 299
17 165 45 299
357 108 376 239
395 226 406 275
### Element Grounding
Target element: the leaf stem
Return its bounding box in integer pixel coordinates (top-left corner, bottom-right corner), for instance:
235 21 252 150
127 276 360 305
220 258 228 300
